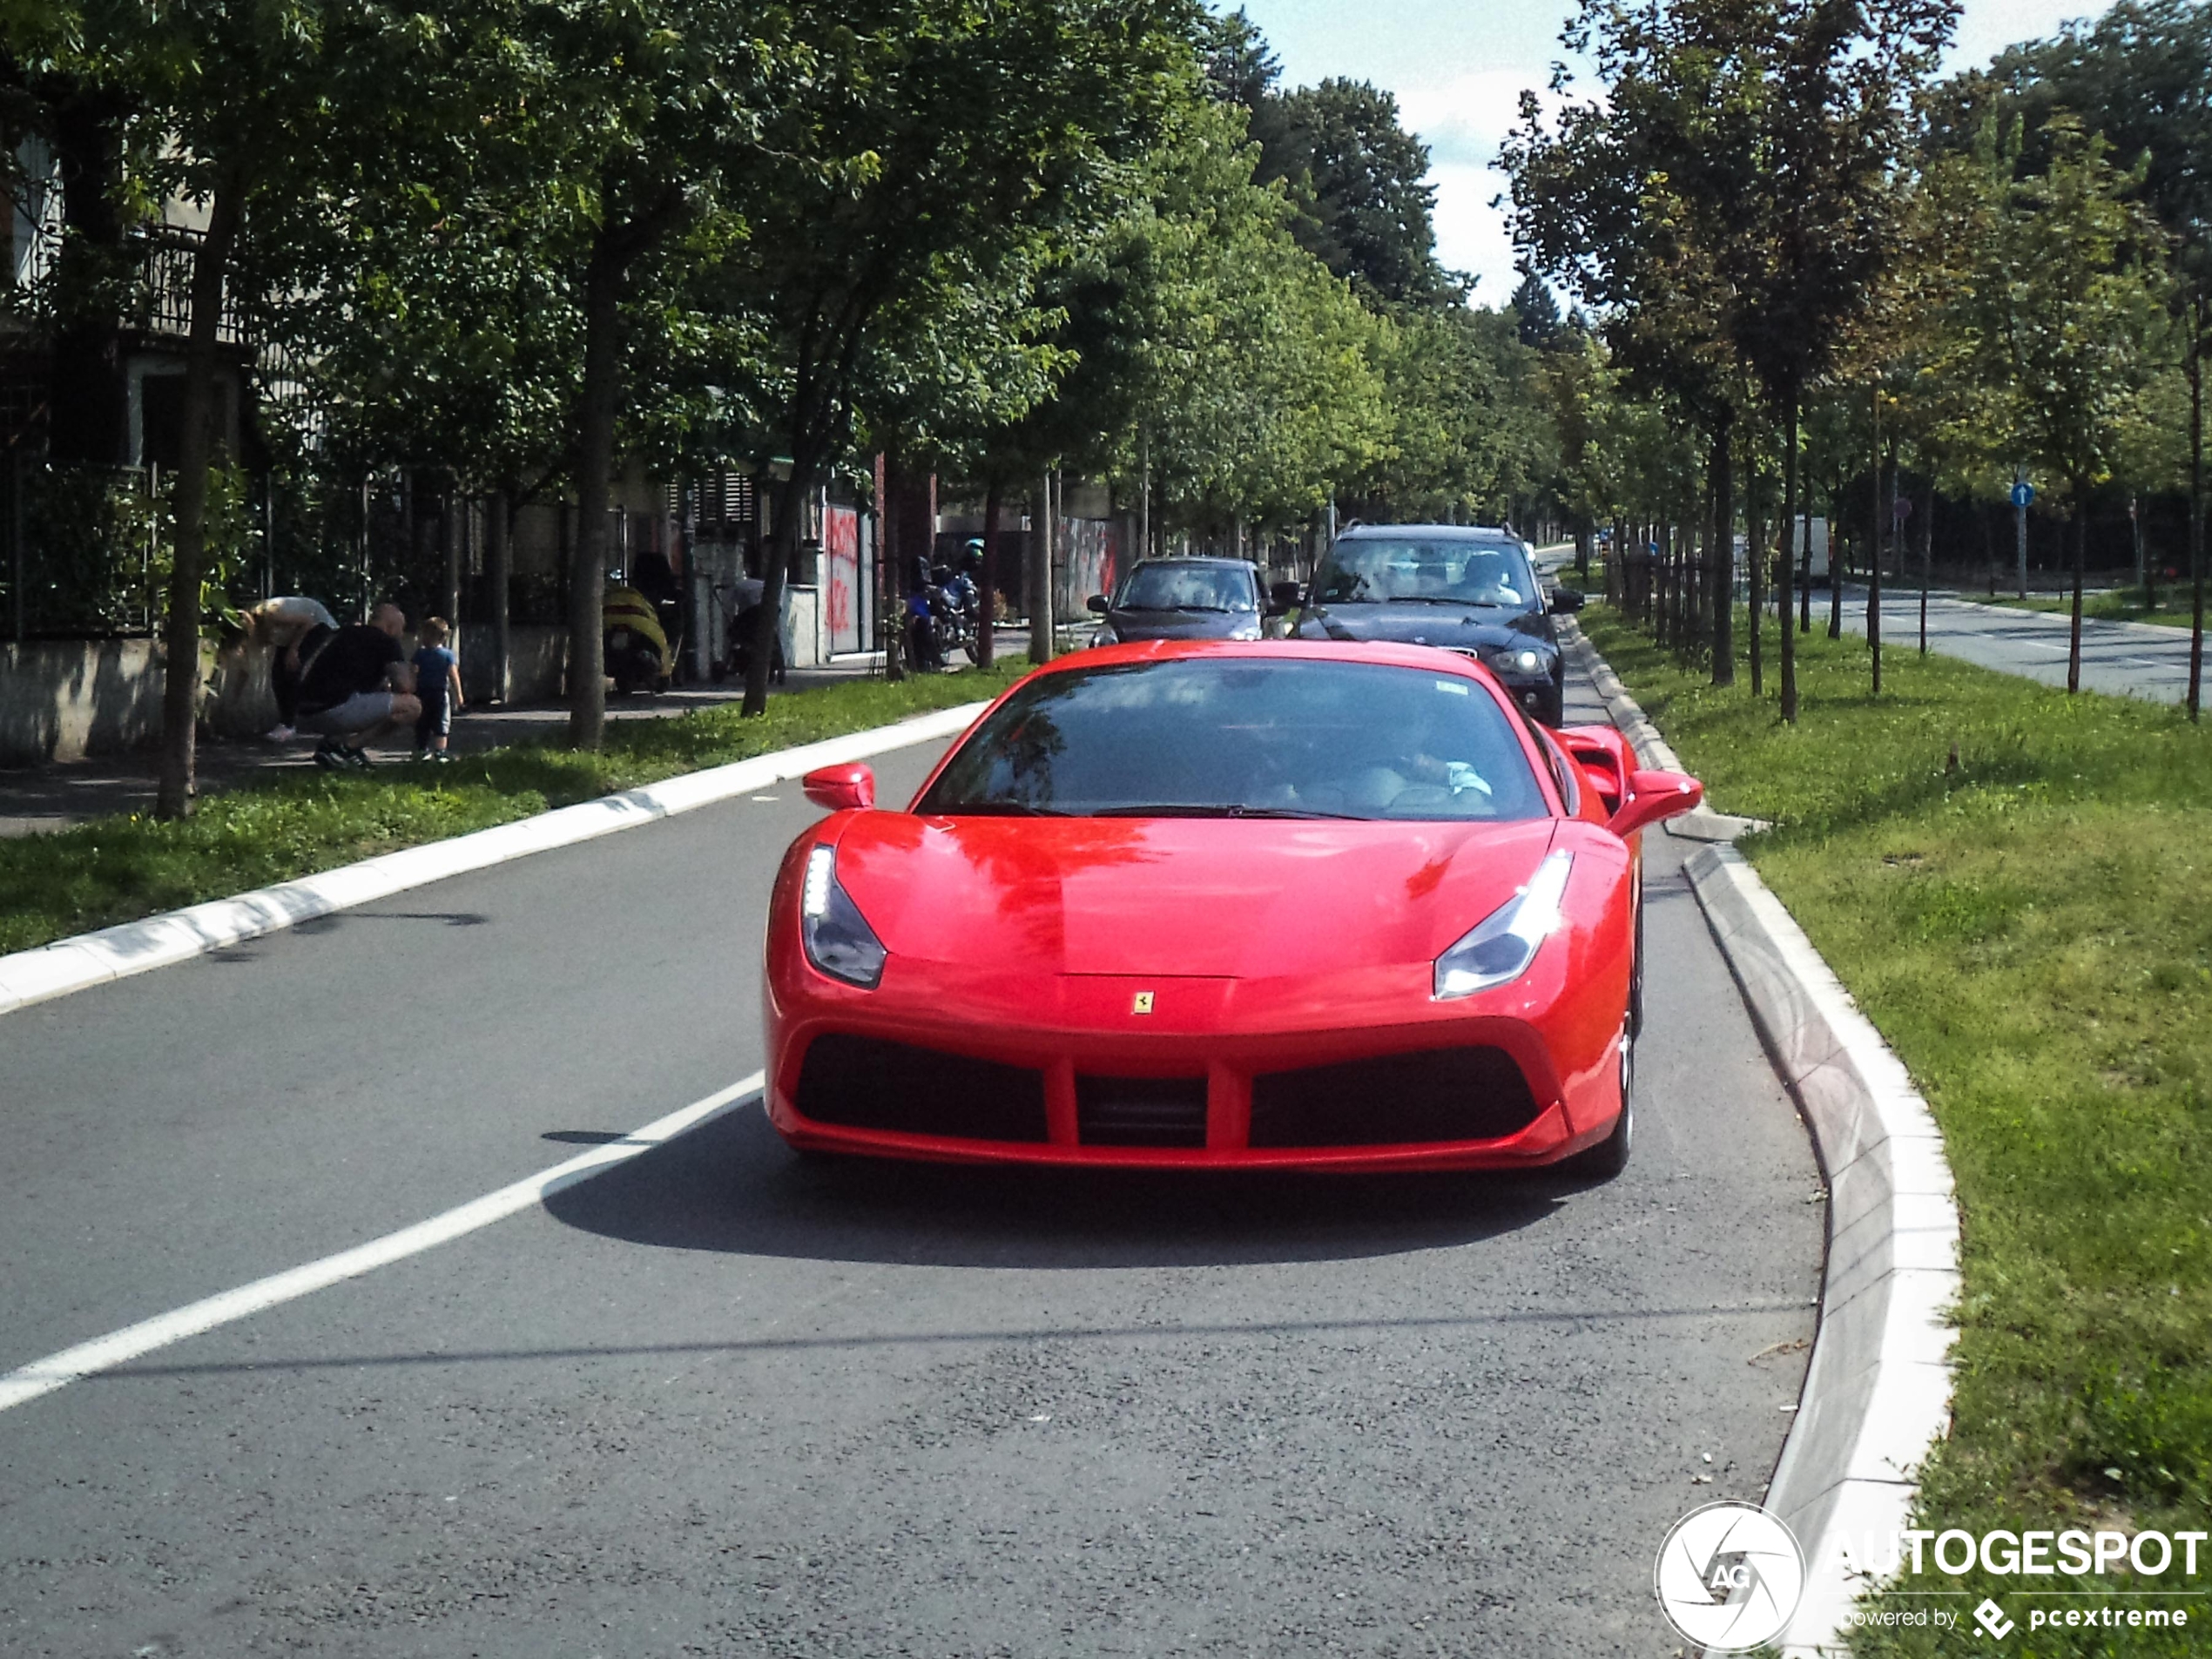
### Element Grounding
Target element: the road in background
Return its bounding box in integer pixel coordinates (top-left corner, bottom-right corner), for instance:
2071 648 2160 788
0 682 1820 1656
1823 586 2194 705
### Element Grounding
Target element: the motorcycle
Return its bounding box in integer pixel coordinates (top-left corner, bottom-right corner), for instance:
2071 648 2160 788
905 584 946 673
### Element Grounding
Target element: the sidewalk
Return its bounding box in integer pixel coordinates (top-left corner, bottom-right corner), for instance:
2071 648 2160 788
0 651 895 839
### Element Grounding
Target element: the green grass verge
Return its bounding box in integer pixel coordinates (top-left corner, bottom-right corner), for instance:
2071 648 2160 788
1962 588 2206 631
1579 606 2212 1656
0 664 1024 956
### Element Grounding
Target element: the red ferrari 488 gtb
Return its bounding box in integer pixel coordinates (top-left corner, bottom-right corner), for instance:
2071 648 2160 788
763 640 1701 1177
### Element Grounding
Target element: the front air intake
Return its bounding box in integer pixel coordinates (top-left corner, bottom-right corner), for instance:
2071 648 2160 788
1248 1047 1540 1147
795 1034 1049 1143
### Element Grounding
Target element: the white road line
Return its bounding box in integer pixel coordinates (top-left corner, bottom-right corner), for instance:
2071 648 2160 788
0 1071 765 1416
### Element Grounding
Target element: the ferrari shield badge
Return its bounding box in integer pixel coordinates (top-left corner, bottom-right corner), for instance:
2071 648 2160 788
1131 991 1155 1015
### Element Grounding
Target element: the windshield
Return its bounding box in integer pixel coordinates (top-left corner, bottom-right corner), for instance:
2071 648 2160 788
1315 538 1534 607
918 658 1549 822
1116 563 1257 612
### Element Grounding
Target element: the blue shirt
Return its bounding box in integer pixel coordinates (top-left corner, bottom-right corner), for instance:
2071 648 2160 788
412 644 456 706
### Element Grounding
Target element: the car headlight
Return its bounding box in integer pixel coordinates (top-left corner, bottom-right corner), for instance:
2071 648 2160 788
1433 850 1573 1000
801 845 887 988
1488 646 1545 676
1229 622 1261 641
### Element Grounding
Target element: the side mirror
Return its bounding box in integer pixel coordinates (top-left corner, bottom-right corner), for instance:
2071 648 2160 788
1086 593 1109 615
1268 581 1302 617
802 763 876 813
1549 587 1586 613
1605 768 1703 840
1557 725 1629 813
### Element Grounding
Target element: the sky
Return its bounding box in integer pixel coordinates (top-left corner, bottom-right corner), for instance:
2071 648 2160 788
1234 0 2105 306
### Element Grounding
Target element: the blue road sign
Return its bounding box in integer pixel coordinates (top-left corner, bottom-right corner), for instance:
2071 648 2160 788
2011 481 2034 508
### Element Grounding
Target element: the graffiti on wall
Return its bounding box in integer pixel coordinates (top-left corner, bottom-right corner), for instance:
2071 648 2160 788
1054 518 1120 622
825 505 860 654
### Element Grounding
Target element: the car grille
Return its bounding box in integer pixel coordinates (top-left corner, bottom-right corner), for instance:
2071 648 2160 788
795 1034 1049 1143
1076 1074 1209 1147
1248 1047 1540 1147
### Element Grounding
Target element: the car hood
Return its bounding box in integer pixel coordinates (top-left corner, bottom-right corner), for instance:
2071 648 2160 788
830 812 1562 978
1293 602 1553 652
1105 607 1259 641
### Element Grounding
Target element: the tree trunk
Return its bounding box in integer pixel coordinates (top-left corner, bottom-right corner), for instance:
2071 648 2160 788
1778 387 1797 724
2189 295 2203 721
442 489 462 631
1028 472 1053 663
745 457 813 716
488 488 512 702
977 474 1001 670
880 455 904 684
155 173 243 819
568 234 624 751
1711 410 1734 687
1919 474 1933 656
2067 497 2087 695
1745 428 1764 698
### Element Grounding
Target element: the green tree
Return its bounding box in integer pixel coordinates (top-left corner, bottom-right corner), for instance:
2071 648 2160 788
1994 1 2212 705
1952 114 2171 691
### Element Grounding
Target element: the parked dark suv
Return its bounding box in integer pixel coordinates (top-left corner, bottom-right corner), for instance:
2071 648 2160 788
1087 557 1274 644
1289 525 1581 724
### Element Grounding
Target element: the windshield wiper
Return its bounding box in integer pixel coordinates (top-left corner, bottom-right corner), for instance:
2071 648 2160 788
939 800 1071 817
1174 604 1235 613
1088 803 1366 820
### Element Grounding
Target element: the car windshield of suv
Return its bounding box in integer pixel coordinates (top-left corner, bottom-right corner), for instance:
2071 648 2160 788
1315 539 1532 607
1116 563 1257 612
918 658 1549 822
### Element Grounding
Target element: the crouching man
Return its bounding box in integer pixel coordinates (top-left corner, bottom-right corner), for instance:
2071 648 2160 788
297 604 421 770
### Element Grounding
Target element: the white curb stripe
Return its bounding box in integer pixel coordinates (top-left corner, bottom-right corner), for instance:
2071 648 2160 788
1561 622 1959 1657
0 1071 765 1415
0 702 988 1021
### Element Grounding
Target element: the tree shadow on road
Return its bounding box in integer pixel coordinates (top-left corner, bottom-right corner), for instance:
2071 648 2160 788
542 1103 1570 1270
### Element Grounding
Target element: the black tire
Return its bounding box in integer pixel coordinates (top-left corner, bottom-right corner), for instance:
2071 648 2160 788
1566 1021 1635 1180
1629 880 1645 1039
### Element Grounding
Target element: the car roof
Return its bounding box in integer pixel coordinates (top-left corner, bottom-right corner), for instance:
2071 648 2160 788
1124 555 1257 568
1335 523 1522 543
1028 636 1499 679
961 637 1567 816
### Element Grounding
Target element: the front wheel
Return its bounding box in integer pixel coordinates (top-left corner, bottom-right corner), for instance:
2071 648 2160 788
1565 1022 1634 1180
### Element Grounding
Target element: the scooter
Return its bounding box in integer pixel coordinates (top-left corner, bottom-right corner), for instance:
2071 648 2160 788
603 585 673 695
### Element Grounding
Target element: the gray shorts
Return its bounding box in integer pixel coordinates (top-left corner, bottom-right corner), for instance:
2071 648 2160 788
300 691 395 735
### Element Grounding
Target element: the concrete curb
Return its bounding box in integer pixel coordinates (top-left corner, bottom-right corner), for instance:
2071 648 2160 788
1561 623 1959 1656
0 701 989 1022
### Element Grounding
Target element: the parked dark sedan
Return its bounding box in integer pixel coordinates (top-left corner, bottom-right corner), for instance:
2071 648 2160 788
1289 525 1581 724
1086 557 1275 644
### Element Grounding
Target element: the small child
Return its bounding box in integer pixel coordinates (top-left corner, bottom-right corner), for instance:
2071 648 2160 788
411 617 464 762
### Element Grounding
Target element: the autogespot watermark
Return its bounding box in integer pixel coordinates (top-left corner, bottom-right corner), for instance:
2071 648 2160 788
1659 1507 2210 1646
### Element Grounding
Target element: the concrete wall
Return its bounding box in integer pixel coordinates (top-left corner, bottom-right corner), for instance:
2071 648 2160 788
458 624 567 703
0 624 572 768
0 638 170 766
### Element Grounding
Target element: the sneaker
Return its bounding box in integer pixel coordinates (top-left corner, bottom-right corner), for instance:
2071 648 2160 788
312 742 346 771
342 746 374 769
428 751 454 765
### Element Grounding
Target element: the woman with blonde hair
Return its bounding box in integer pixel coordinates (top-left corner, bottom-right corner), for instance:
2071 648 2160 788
241 595 339 741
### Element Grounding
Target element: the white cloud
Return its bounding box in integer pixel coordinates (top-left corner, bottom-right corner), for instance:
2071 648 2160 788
1396 72 1592 301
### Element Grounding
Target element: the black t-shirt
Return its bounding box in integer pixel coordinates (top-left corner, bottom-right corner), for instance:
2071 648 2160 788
299 625 401 711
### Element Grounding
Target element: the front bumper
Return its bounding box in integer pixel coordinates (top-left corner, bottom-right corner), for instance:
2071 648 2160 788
765 981 1623 1172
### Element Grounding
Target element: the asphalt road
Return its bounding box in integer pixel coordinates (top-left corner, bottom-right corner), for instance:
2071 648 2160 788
0 662 1822 1656
1824 583 2201 705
